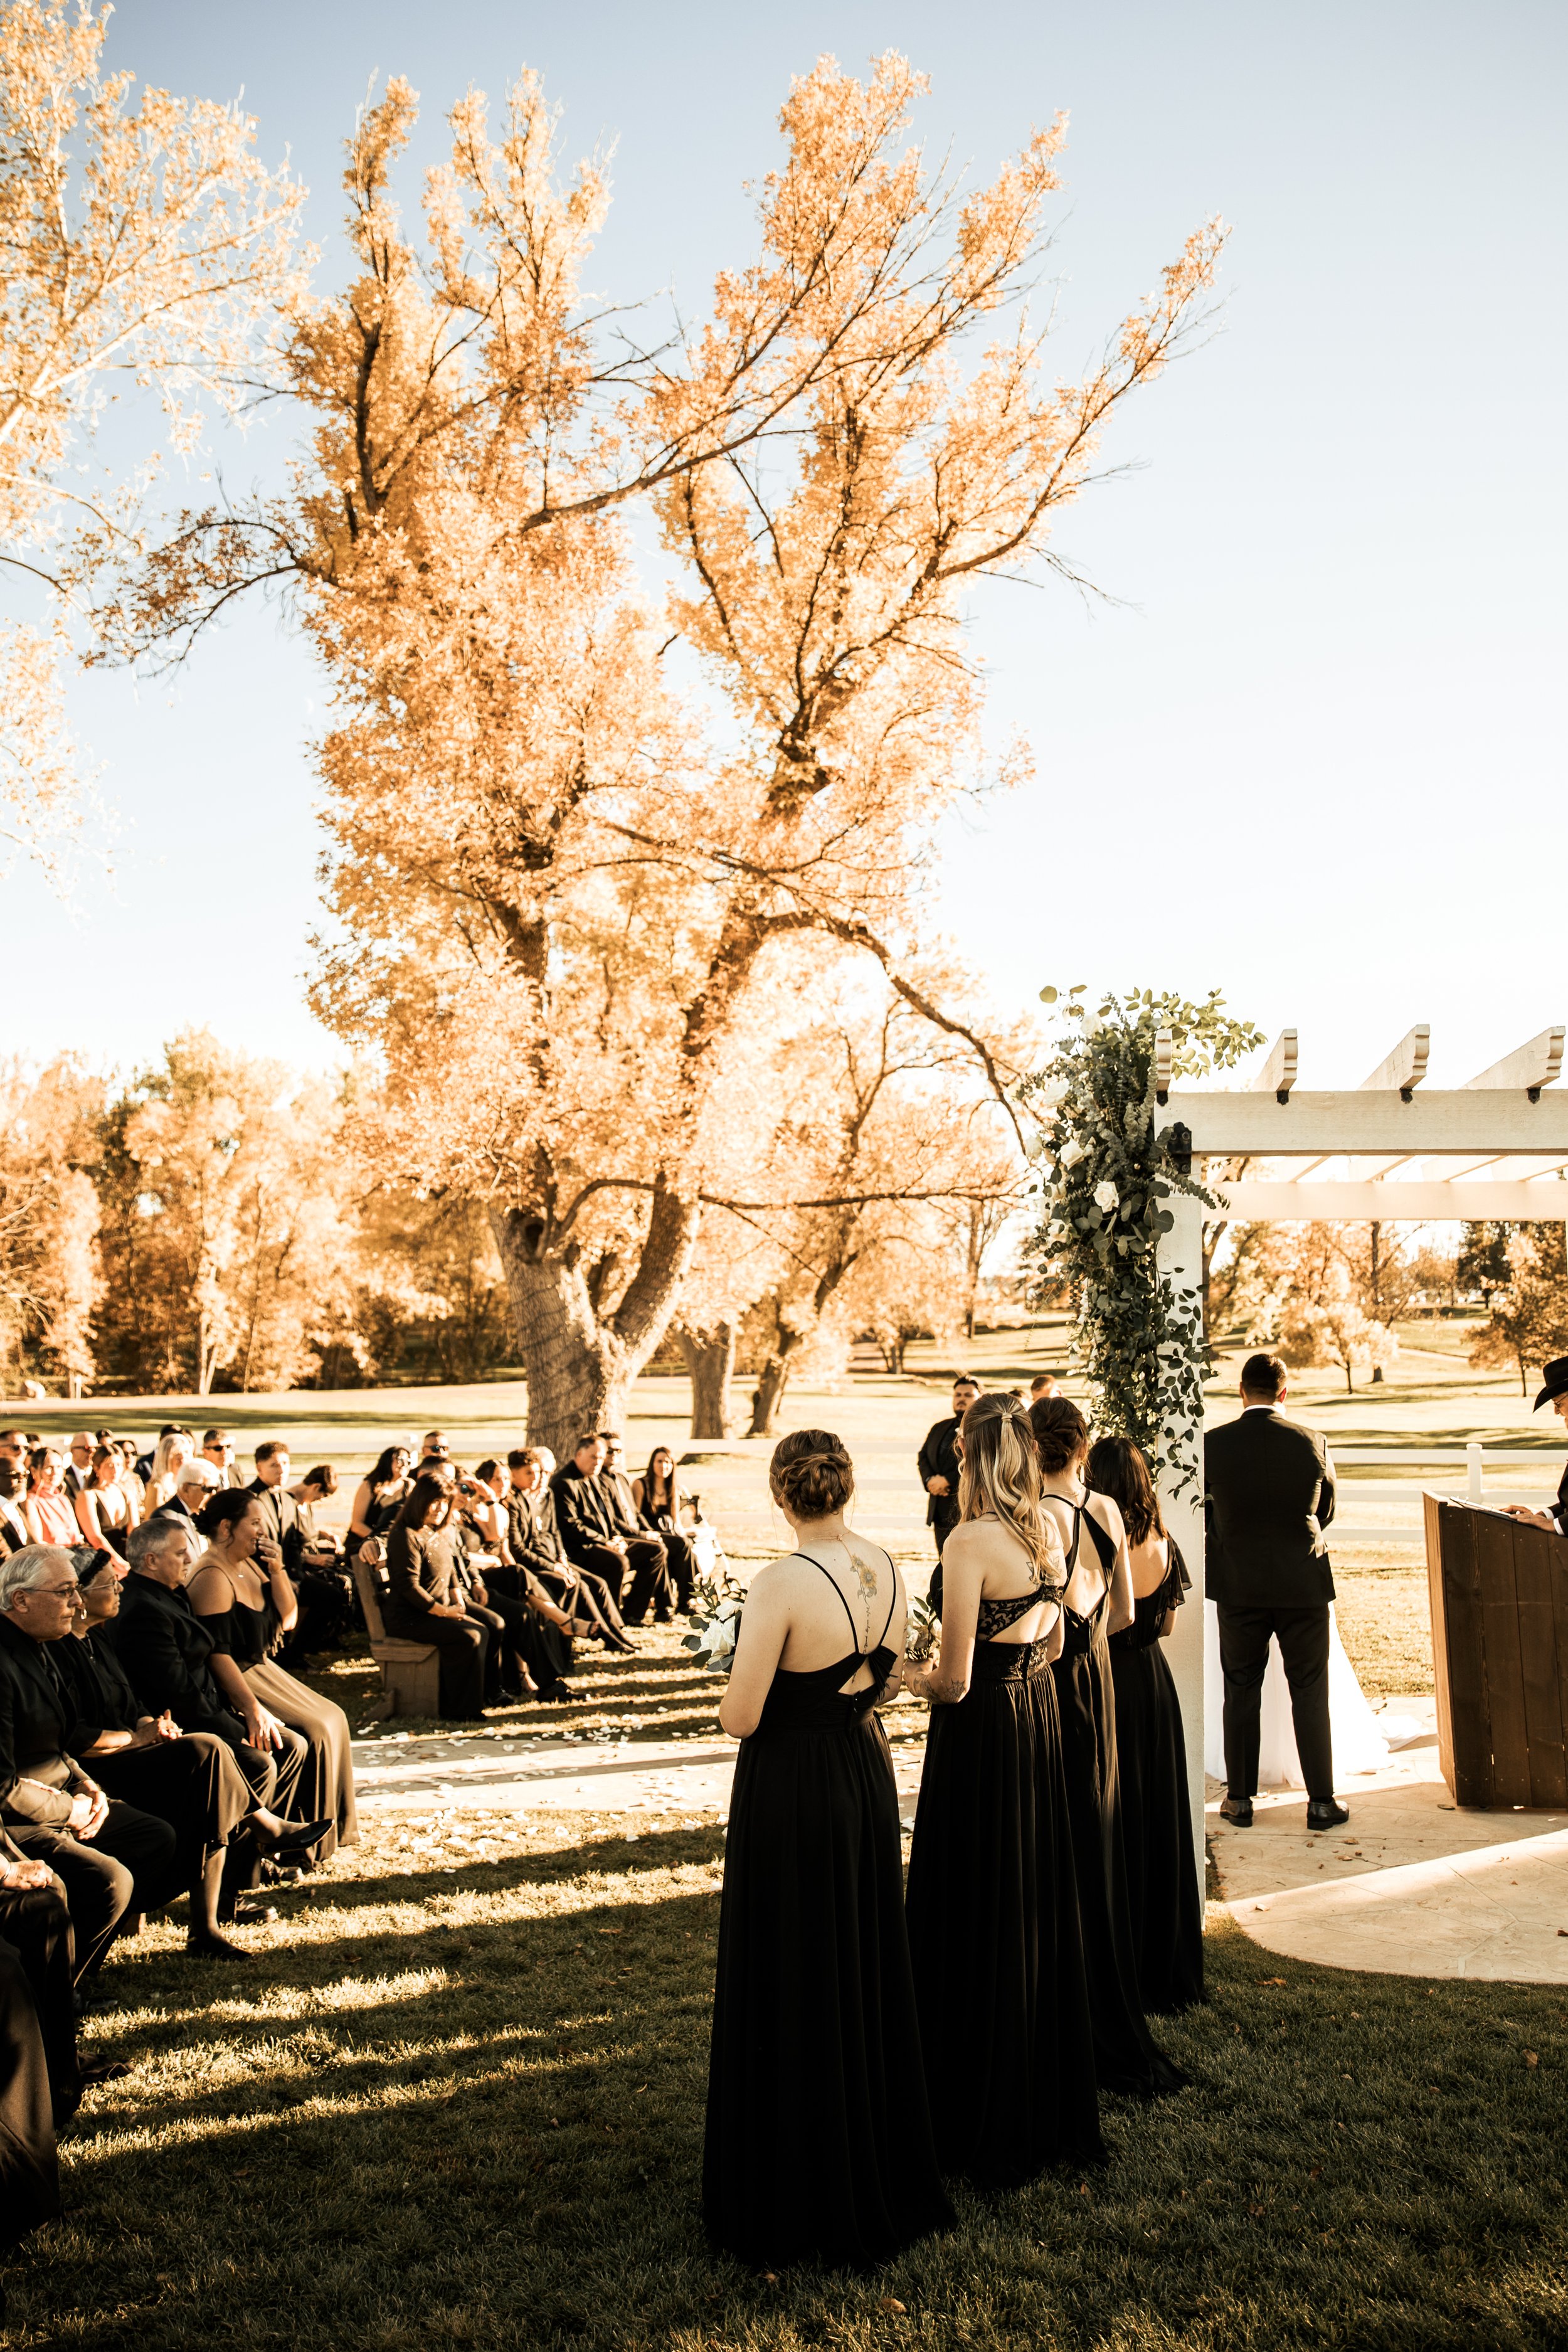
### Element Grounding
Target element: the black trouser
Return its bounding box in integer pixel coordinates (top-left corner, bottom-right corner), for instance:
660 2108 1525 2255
11 1801 179 1980
278 1565 354 1665
532 1563 624 1639
0 1939 57 2247
484 1572 572 1685
1217 1602 1334 1801
0 1879 77 2110
575 1538 670 1624
384 1608 488 1719
654 1528 696 1613
90 1737 252 1894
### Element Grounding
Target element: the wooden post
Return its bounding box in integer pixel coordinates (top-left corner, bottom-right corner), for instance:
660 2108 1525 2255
1157 1177 1207 1900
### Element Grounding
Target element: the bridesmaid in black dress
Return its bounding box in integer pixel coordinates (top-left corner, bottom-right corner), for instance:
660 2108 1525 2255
902 1391 1103 2184
1032 1397 1185 2100
1087 1436 1204 2014
704 1429 952 2270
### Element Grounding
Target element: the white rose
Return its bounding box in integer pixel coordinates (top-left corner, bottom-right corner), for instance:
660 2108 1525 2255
1058 1136 1086 1169
1083 1011 1103 1038
1093 1179 1118 1214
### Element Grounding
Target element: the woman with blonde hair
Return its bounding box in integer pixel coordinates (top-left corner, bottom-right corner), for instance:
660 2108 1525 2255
704 1429 951 2269
144 1431 195 1513
901 1390 1102 2181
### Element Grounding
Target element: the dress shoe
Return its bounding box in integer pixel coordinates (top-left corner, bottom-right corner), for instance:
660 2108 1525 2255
265 1816 334 1856
599 1629 637 1654
1306 1798 1350 1830
186 1931 249 1962
1219 1794 1254 1828
538 1680 573 1702
230 1897 278 1925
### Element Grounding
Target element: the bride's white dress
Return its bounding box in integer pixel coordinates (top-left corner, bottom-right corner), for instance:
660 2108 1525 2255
1202 1602 1389 1787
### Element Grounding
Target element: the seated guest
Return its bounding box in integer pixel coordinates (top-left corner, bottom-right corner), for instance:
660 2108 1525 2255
22 1451 77 1549
188 1493 357 1863
62 1434 95 1500
277 1466 353 1665
0 1462 28 1557
55 1551 268 1959
631 1444 697 1614
416 1431 452 1474
382 1473 490 1720
455 1465 574 1704
552 1434 672 1626
248 1442 304 1575
0 1929 58 2261
201 1429 245 1491
114 1441 147 1523
0 1433 25 1477
346 1446 413 1564
144 1431 197 1513
0 1829 118 2124
0 1547 179 1983
149 1456 220 1543
72 1446 135 1562
112 1518 309 1851
504 1451 633 1652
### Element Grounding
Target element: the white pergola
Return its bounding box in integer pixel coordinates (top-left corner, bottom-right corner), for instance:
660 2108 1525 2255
1153 1023 1568 1865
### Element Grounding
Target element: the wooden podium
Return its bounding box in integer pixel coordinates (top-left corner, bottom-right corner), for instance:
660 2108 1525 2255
1423 1494 1568 1808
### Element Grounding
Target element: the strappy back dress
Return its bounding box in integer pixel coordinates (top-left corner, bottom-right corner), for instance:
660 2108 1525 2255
1108 1537 1204 2012
704 1548 953 2269
1051 1502 1186 2099
904 1550 1103 2183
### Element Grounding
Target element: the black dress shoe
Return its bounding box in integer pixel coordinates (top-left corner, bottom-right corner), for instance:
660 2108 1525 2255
1306 1798 1350 1830
600 1629 637 1654
538 1680 573 1702
266 1816 334 1855
1219 1795 1254 1827
229 1897 278 1925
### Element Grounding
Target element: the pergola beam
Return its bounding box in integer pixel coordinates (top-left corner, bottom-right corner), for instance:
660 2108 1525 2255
1214 1182 1568 1221
1251 1030 1298 1100
1360 1024 1429 1097
1163 1089 1568 1156
1465 1026 1565 1095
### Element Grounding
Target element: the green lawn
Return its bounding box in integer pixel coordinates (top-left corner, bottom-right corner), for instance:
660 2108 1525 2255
18 1806 1567 2352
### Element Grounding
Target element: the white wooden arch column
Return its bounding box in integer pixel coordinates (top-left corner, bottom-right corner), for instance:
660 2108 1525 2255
1154 1024 1568 1883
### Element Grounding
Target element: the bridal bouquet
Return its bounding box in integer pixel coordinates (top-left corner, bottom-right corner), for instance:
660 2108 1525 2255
904 1590 938 1664
682 1567 747 1673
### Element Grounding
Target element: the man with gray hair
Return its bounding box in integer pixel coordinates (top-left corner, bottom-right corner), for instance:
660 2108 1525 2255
0 1549 178 1983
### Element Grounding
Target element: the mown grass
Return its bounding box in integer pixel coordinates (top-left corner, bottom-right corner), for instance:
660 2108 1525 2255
15 1804 1568 2352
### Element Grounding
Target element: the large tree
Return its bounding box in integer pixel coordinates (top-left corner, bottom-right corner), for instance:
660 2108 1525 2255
96 56 1221 1454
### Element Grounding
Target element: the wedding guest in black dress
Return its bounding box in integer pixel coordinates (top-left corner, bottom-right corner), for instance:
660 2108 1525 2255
383 1474 490 1719
1032 1399 1185 2100
705 1429 951 2270
188 1492 356 1861
1087 1436 1204 2014
902 1392 1103 2183
632 1447 696 1614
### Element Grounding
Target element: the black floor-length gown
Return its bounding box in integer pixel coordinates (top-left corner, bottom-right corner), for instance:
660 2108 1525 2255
704 1558 953 2271
1051 1507 1185 2099
905 1596 1103 2185
1107 1543 1204 2013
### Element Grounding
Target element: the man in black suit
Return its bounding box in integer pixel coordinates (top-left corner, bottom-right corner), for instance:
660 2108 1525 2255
248 1443 304 1574
1204 1352 1349 1831
504 1450 633 1651
551 1435 670 1626
918 1375 979 1562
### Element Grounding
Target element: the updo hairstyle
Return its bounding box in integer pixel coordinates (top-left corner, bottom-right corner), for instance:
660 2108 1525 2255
770 1428 854 1521
958 1392 1065 1589
197 1486 257 1541
1029 1395 1089 1476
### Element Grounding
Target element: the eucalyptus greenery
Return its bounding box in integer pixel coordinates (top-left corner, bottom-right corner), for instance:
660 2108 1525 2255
1019 987 1263 1489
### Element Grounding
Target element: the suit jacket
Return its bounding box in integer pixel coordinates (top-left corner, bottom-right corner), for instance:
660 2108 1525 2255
916 1416 963 1531
551 1465 638 1562
1203 1409 1337 1610
506 1486 569 1576
0 1613 97 1828
0 1498 26 1555
109 1573 235 1732
384 1523 465 1620
54 1628 151 1749
248 1477 304 1573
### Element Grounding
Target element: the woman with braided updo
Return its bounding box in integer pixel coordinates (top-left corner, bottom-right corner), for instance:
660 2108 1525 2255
901 1390 1103 2181
704 1429 952 2270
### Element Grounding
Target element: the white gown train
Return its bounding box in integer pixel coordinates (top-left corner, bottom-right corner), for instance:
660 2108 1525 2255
1203 1601 1389 1787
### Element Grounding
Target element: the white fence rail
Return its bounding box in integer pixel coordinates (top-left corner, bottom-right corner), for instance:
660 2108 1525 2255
1331 1444 1559 1545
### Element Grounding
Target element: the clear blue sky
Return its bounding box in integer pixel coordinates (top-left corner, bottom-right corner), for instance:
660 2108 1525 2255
11 0 1565 1088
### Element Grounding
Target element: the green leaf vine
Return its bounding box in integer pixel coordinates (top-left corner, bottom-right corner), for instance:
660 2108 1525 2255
1018 986 1263 1491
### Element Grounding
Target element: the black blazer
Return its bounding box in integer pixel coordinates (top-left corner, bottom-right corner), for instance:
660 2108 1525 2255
552 1465 637 1561
55 1628 150 1749
916 1416 962 1531
109 1573 235 1732
0 1613 92 1828
506 1486 568 1575
248 1477 304 1573
1203 1409 1336 1610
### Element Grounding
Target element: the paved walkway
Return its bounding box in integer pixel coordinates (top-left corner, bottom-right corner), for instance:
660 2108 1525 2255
1209 1700 1568 1984
352 1698 1568 1985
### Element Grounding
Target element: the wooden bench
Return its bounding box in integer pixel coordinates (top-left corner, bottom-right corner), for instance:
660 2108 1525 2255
351 1553 442 1720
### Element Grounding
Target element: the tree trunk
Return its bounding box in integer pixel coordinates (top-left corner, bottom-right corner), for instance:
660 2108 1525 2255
490 1182 700 1462
748 1344 799 1438
677 1322 736 1439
